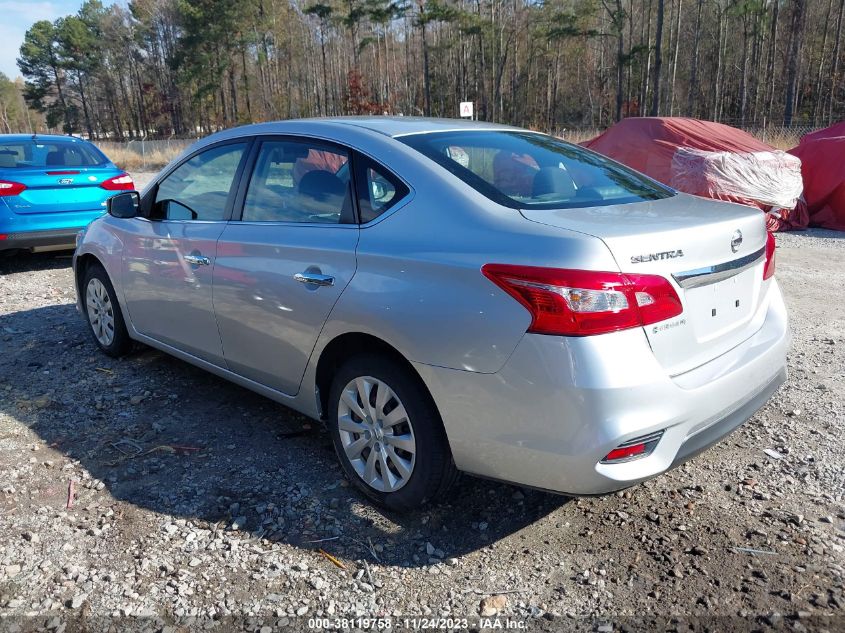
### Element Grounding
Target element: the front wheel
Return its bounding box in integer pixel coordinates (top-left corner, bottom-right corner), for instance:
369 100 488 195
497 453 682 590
328 355 458 511
83 264 132 357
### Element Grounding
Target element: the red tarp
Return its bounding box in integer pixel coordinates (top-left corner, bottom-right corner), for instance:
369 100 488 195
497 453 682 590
797 121 845 144
788 123 845 232
583 117 807 231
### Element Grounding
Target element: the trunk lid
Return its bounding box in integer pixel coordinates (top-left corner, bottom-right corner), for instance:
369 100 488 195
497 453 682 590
520 193 770 375
5 167 118 214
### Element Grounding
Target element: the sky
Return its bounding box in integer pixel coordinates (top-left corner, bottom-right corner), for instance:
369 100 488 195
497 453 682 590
0 1 87 80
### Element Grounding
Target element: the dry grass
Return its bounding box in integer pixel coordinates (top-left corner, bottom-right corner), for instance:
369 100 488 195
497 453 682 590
753 128 804 150
559 126 806 149
93 125 806 173
95 143 187 172
558 128 602 144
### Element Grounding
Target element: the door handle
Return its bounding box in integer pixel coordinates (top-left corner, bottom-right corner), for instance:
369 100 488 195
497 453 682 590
184 254 211 266
294 272 334 287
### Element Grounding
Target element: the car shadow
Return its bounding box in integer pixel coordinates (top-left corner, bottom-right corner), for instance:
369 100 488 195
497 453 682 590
0 302 569 568
0 250 75 274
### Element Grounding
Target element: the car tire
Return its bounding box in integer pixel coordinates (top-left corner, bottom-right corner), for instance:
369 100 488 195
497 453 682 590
328 354 458 511
82 263 132 357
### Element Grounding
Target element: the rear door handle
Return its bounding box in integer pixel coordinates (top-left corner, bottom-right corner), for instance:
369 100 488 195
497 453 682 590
184 254 211 266
294 272 334 287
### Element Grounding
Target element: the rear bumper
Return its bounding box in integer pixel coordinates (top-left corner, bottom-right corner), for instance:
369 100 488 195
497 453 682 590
0 228 80 252
414 280 790 495
669 368 784 469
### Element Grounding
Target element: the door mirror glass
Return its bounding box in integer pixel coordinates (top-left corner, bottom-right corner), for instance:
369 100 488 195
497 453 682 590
107 191 140 218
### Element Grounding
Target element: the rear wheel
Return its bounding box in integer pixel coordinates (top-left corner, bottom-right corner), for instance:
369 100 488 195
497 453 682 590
83 264 132 357
328 354 457 511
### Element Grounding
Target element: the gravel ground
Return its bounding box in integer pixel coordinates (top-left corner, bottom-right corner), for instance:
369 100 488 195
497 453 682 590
0 227 843 631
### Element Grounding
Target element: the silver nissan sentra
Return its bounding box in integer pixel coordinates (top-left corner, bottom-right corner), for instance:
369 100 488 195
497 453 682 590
73 117 789 510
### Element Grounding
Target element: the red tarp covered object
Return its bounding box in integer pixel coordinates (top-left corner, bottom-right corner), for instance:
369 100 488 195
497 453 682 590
583 117 807 231
788 123 845 232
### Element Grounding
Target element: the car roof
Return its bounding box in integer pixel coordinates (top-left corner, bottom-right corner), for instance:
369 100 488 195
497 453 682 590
0 134 92 143
215 116 524 141
314 116 523 137
2 120 525 148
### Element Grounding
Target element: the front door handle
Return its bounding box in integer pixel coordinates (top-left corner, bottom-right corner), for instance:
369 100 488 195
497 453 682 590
294 272 334 287
184 254 211 266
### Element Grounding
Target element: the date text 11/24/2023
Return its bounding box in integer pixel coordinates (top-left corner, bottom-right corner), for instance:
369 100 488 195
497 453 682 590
307 616 528 630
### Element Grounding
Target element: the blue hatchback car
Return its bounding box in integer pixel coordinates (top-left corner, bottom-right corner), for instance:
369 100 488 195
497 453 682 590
0 134 133 252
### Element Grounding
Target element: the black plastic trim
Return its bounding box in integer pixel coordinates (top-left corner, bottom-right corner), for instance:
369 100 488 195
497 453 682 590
0 228 80 251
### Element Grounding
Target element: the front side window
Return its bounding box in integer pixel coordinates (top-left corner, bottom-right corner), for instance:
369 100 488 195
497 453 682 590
241 140 352 224
399 131 673 210
0 139 106 169
154 142 247 221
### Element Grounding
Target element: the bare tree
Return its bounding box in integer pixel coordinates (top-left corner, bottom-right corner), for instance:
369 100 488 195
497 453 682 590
649 0 664 116
829 0 845 123
686 0 704 116
10 0 845 137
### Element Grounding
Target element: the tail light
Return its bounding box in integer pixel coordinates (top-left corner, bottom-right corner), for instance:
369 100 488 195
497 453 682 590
100 173 134 191
482 264 683 336
0 180 26 196
763 231 776 280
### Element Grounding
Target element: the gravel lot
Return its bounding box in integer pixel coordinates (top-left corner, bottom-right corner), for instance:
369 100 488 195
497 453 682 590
0 224 843 631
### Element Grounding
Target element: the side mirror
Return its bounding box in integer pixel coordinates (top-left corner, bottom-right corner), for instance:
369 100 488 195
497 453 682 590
107 191 140 219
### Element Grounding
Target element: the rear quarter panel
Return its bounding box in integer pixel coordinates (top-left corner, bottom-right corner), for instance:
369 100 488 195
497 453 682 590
312 133 621 375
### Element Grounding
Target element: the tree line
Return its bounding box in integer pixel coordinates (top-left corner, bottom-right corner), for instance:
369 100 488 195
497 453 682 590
0 74 35 133
9 0 845 139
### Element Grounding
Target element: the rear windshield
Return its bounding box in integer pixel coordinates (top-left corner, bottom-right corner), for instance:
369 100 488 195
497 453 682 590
399 130 673 209
0 139 107 169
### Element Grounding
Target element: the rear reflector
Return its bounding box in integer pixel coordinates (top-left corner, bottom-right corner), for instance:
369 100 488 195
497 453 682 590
100 173 134 191
0 234 6 240
482 265 683 336
0 180 26 196
763 231 776 280
604 444 646 461
601 431 664 464
46 170 81 176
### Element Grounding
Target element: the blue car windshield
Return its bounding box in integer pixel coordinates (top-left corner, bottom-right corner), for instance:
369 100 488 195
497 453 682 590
0 139 107 169
399 130 674 210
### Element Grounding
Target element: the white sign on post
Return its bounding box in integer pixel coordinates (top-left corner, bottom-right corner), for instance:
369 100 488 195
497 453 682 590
459 101 474 119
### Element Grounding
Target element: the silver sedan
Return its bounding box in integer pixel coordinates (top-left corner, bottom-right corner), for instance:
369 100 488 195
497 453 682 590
73 117 789 510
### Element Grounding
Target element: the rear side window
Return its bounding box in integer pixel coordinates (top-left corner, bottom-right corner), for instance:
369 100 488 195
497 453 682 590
0 140 106 169
154 143 248 221
241 140 352 224
354 157 410 223
399 130 673 210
